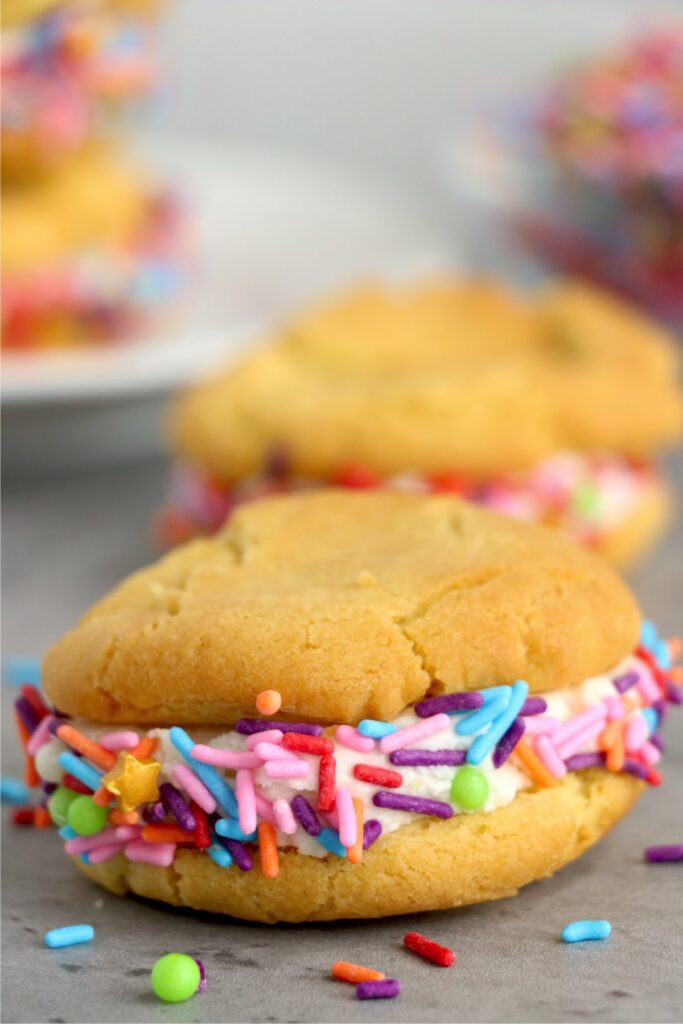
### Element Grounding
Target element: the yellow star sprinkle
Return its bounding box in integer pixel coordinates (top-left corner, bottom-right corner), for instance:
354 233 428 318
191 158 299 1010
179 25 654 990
102 752 161 814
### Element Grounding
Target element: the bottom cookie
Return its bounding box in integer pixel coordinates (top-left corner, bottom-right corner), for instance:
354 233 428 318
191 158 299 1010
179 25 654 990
75 769 641 923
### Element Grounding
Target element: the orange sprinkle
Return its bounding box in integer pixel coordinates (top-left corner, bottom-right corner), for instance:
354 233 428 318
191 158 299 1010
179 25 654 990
108 809 139 826
141 824 193 844
56 724 117 771
606 723 625 773
25 753 40 788
255 689 282 716
331 962 385 984
33 806 51 828
130 737 158 760
258 821 279 878
347 797 364 865
514 738 558 788
669 637 682 660
598 720 620 752
92 785 112 807
669 667 683 685
14 708 30 751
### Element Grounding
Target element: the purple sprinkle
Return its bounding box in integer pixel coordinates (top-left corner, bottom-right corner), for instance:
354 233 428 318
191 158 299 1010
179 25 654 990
363 819 382 849
142 802 166 823
357 979 401 1000
373 792 453 819
613 671 639 693
159 782 196 832
564 752 606 771
194 958 207 993
389 749 465 767
644 844 683 863
234 719 323 737
290 795 321 836
217 836 252 871
649 733 664 753
14 697 40 735
652 700 668 722
519 697 547 716
47 718 67 736
42 782 57 795
492 717 525 768
414 692 483 717
665 681 682 706
621 758 649 780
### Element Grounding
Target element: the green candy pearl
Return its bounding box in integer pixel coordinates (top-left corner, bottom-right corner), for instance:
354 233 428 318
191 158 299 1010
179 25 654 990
66 794 109 836
47 786 79 827
450 765 489 810
151 953 200 1003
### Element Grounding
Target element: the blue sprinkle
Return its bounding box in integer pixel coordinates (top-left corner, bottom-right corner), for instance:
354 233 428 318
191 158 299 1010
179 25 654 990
44 925 95 949
641 707 659 736
57 753 103 793
214 818 257 842
467 680 529 765
1 777 30 805
456 694 509 737
170 727 238 817
4 657 41 687
58 825 77 840
207 843 233 869
79 854 91 865
561 920 611 943
653 639 671 671
317 828 347 857
357 720 397 739
479 685 512 703
640 620 658 650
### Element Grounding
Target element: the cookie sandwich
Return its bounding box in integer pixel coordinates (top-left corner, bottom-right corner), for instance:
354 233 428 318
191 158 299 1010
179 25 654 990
2 145 184 349
162 279 682 565
21 491 681 922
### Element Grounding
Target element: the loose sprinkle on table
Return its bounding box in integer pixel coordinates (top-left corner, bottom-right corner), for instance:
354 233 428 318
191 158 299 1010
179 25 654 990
356 978 401 1000
44 924 94 948
644 845 683 863
403 931 455 967
332 961 385 984
561 920 612 943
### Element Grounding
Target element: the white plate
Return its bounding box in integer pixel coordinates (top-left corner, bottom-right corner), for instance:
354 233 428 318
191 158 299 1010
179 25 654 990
2 136 455 473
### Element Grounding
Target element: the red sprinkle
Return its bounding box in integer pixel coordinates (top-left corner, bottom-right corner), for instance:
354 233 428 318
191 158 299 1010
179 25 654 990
12 806 36 826
190 800 211 849
282 733 334 756
317 754 336 812
403 931 455 967
353 764 403 788
61 773 93 795
20 685 48 722
333 464 382 489
646 768 663 787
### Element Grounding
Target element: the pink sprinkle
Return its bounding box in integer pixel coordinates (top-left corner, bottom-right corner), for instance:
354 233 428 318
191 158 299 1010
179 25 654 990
534 735 567 778
27 715 57 756
552 706 606 747
379 713 450 754
625 715 648 752
172 763 217 814
99 730 140 751
604 696 625 721
65 825 140 855
246 730 283 750
272 798 298 835
236 769 257 834
554 720 606 760
335 725 375 753
523 716 560 735
88 842 124 864
639 740 661 765
254 793 276 824
191 745 260 769
637 670 660 703
335 787 357 848
263 760 310 779
325 805 340 831
124 840 176 866
253 741 299 762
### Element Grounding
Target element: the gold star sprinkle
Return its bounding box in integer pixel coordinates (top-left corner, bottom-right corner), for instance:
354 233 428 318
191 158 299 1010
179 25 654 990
101 752 161 814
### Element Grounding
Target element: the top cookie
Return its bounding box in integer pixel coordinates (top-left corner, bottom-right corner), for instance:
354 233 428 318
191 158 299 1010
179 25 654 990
43 491 639 725
170 280 683 484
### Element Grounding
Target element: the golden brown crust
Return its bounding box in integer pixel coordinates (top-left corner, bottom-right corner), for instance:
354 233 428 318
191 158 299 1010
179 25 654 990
43 491 640 724
74 768 643 922
170 280 683 484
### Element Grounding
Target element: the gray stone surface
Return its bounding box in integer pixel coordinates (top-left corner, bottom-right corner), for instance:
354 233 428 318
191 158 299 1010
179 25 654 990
2 455 682 1024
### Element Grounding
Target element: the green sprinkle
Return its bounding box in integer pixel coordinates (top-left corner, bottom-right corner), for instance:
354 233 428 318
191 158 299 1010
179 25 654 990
572 480 600 520
450 765 489 810
47 785 79 827
151 953 201 1003
66 795 108 836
